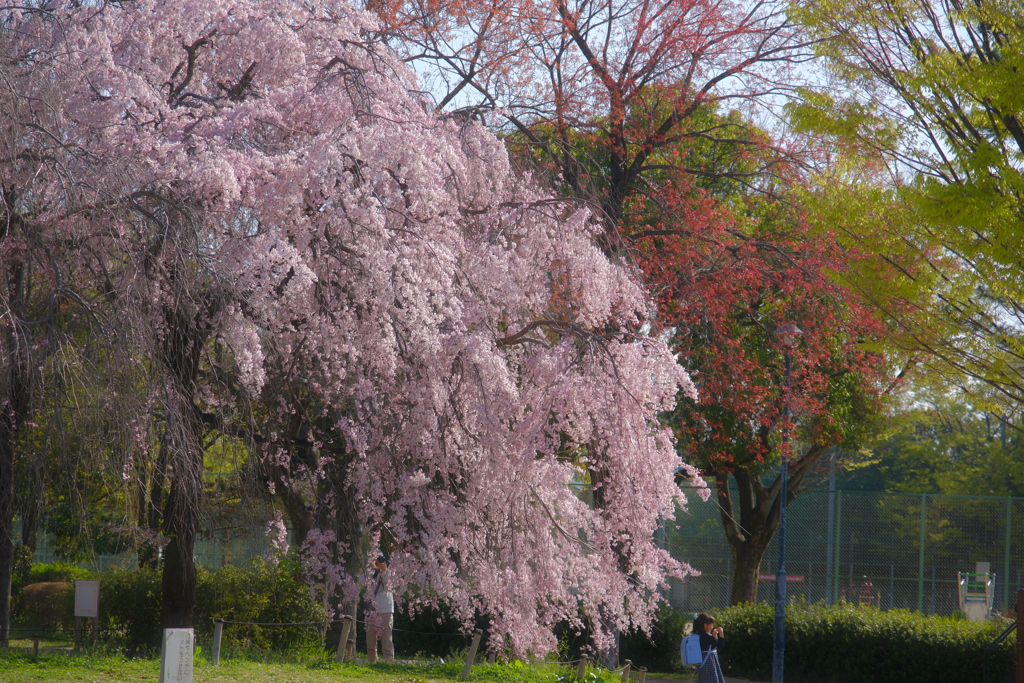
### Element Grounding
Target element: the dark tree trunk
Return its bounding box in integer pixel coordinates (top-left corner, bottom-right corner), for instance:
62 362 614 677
20 475 42 553
160 463 200 628
715 444 828 605
0 411 19 648
139 436 169 570
728 528 773 605
158 299 210 630
0 260 32 647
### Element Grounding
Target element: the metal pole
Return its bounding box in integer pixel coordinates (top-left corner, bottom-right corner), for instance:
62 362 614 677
917 494 927 613
1004 498 1013 611
825 454 836 605
832 490 842 605
1016 590 1023 683
772 350 792 683
211 618 223 665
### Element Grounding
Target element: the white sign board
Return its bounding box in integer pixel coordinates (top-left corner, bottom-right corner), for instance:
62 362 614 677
158 628 194 683
74 580 99 618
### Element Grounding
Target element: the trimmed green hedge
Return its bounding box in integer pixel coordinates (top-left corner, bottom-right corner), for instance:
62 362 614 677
14 557 324 655
717 602 1015 683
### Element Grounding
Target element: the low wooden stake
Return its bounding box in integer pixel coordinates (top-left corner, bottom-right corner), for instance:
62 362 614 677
487 652 495 665
32 635 40 656
620 659 631 683
576 655 588 681
638 666 646 683
462 629 483 680
336 616 353 663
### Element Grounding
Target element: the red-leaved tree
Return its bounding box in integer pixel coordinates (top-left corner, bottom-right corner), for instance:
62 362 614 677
631 126 891 602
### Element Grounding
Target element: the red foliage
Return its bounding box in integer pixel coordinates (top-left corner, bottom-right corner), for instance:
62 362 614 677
632 167 889 472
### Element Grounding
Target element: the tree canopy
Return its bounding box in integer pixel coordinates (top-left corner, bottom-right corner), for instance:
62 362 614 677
0 0 706 652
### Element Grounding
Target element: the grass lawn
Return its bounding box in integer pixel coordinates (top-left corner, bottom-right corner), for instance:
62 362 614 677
0 649 678 683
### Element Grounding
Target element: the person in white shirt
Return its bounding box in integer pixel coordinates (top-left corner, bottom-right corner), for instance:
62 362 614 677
366 553 395 662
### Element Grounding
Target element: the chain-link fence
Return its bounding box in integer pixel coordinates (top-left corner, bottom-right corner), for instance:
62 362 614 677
664 488 1024 617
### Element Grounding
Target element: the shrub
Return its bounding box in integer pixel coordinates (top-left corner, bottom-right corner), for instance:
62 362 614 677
14 557 324 656
97 566 162 653
389 603 490 659
619 602 689 672
11 561 92 632
194 556 326 653
717 602 1015 683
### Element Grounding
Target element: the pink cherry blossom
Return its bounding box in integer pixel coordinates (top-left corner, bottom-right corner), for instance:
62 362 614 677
0 0 706 655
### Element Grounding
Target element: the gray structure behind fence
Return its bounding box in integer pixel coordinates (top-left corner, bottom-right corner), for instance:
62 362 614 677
664 488 1024 617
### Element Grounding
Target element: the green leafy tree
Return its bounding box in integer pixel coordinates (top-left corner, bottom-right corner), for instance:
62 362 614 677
790 0 1024 420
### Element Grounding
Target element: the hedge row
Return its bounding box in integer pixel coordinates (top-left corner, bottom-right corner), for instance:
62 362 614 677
15 557 325 654
717 602 1015 683
15 560 484 659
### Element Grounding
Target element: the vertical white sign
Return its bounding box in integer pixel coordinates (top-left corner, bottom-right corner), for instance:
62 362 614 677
74 581 100 618
158 628 194 683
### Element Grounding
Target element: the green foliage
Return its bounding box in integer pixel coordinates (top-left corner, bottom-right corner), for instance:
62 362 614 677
0 649 585 683
619 602 688 672
26 561 91 585
193 555 325 653
10 561 91 630
853 400 1024 497
717 602 1014 683
13 557 324 655
42 503 133 563
12 560 88 596
390 603 491 659
96 566 162 653
791 0 1024 417
552 670 622 683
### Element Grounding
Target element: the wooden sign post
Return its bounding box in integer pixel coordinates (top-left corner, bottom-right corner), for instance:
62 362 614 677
74 581 100 650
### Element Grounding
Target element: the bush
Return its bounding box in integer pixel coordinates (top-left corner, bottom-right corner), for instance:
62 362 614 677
717 602 1015 683
619 602 689 672
97 566 162 654
11 561 92 632
194 555 326 653
14 556 324 656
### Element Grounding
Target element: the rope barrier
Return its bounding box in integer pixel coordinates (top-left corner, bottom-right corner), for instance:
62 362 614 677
214 615 470 637
521 657 583 665
218 619 329 627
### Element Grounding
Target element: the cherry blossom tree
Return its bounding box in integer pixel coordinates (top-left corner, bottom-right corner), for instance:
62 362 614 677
0 0 706 653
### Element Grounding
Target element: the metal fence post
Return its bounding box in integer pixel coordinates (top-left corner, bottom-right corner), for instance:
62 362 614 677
1005 499 1013 611
832 490 842 605
917 493 927 613
1016 590 1023 683
211 618 223 665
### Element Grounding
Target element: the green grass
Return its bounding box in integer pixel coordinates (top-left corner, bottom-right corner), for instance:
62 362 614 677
0 650 644 683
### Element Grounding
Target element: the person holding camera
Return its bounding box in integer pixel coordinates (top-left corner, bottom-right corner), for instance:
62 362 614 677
693 613 725 683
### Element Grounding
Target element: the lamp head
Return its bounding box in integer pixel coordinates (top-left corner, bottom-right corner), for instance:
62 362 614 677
776 323 803 348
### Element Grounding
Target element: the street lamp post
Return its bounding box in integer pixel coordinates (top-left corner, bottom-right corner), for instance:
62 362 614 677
772 323 802 683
